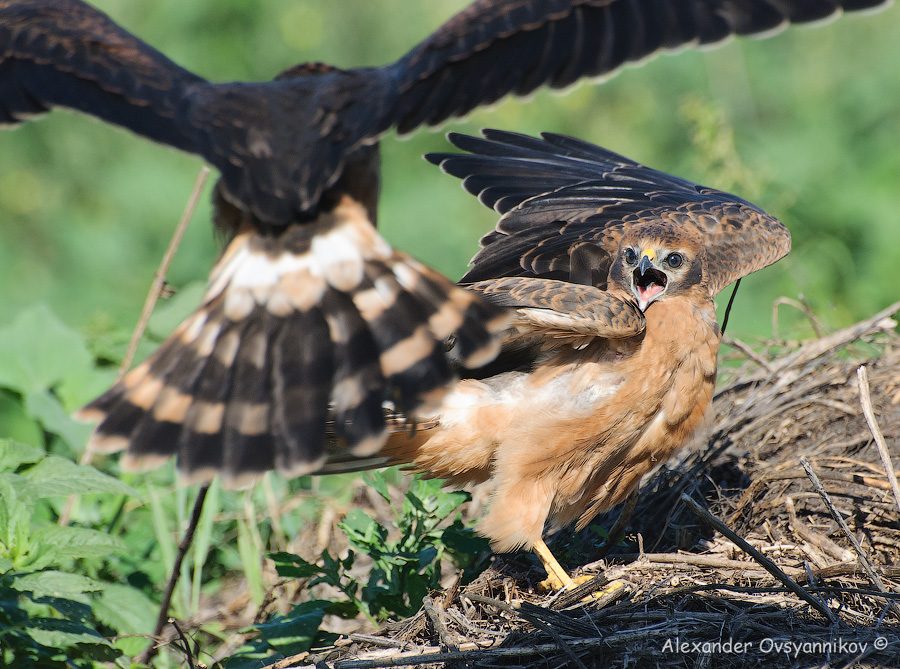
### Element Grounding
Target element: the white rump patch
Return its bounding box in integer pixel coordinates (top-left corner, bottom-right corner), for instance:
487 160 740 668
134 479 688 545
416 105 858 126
311 224 365 291
231 251 279 292
224 287 255 320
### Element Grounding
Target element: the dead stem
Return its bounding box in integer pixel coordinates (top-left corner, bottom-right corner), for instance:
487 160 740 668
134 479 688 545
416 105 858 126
59 167 210 527
799 456 900 620
680 493 836 623
858 365 900 518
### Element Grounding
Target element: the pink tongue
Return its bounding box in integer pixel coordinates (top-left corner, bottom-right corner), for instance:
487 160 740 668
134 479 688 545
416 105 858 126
638 283 664 302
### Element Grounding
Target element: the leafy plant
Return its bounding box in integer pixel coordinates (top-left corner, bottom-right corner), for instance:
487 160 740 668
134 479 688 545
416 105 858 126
0 441 156 666
223 599 353 668
0 303 388 666
342 474 488 620
249 473 490 661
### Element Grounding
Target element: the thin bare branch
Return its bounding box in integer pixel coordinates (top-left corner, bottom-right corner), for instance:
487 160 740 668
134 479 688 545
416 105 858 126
799 456 900 620
118 166 211 380
680 493 836 623
59 166 210 528
138 484 211 666
857 366 900 518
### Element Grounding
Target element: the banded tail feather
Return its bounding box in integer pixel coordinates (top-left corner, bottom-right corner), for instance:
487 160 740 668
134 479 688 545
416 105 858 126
76 197 509 486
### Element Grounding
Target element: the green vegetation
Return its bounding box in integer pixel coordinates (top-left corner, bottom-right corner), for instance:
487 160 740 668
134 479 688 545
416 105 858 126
0 441 153 666
236 477 487 662
1 0 898 665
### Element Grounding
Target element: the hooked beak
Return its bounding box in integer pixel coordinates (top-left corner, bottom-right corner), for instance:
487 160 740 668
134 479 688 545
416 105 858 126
637 255 654 277
632 252 667 310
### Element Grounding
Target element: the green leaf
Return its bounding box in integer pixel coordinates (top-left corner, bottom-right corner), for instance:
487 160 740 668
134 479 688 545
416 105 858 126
0 474 32 566
220 637 275 668
31 526 126 563
404 573 429 615
26 618 120 661
23 455 137 498
254 600 332 656
416 546 438 569
0 305 94 395
407 478 467 522
55 363 119 413
0 440 43 471
323 599 360 619
12 570 105 602
362 470 391 502
318 551 353 592
23 390 94 450
429 490 469 521
404 489 428 516
268 552 322 580
92 583 156 635
147 481 176 579
237 519 265 605
0 390 44 447
340 509 387 552
410 477 444 501
192 477 220 612
441 524 490 556
38 595 93 623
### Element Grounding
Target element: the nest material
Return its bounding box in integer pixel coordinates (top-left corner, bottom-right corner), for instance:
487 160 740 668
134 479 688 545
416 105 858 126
257 302 900 668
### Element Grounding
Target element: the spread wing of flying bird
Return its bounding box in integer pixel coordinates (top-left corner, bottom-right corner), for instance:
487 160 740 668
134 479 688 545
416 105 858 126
2 0 887 221
0 0 867 483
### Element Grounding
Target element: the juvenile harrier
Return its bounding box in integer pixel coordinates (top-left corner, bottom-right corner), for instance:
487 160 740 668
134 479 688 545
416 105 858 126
0 1 866 485
375 129 789 585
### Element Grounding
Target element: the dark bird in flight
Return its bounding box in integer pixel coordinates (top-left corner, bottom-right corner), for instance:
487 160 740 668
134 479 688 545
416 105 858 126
0 0 885 486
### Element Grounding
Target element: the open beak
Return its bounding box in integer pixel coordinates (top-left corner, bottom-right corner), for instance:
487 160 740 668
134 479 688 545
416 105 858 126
637 255 654 276
633 253 667 310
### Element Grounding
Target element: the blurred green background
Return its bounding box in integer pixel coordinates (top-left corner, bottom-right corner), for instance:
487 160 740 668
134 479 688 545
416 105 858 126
1 0 898 348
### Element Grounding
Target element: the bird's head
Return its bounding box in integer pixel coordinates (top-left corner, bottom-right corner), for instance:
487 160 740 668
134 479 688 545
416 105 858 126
609 223 705 311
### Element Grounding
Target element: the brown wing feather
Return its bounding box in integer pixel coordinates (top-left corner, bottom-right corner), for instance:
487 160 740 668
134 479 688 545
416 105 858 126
468 277 645 338
0 0 204 149
653 200 791 296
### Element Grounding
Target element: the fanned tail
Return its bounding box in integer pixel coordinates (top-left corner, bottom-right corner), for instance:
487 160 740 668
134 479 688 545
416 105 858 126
76 197 508 485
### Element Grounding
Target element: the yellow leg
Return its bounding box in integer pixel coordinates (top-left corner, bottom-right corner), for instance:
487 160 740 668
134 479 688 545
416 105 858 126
533 537 575 590
534 537 627 601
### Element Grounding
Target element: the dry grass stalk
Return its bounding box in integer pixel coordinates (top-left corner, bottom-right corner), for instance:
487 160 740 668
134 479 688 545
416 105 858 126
59 166 210 528
858 365 900 518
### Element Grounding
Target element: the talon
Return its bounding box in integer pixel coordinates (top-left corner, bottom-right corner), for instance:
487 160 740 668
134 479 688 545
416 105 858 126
533 537 575 591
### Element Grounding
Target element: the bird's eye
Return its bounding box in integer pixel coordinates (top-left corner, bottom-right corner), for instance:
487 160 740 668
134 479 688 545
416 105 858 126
623 248 637 264
665 253 684 269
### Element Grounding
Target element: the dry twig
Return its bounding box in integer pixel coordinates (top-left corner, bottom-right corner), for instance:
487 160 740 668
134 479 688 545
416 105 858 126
58 166 210 527
680 493 836 623
799 456 900 620
858 365 900 518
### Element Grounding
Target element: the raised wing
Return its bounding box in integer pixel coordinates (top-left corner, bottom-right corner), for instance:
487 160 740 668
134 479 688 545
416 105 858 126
427 129 791 296
2 0 887 224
